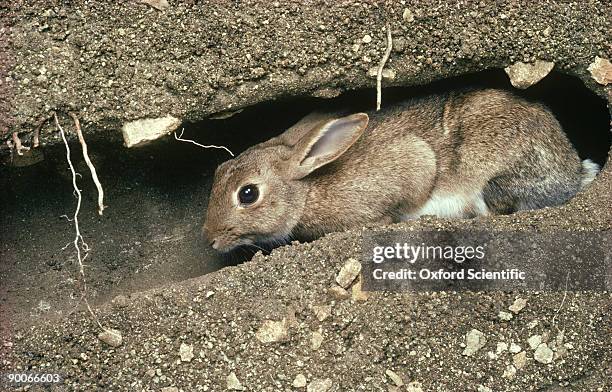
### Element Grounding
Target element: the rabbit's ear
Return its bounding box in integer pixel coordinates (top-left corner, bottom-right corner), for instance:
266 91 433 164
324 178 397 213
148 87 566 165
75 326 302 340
290 113 369 179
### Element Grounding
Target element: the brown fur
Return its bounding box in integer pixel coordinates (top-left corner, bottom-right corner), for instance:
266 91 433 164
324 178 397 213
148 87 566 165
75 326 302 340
203 89 595 252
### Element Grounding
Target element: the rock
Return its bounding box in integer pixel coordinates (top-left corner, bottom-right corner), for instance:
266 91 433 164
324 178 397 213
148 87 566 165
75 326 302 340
513 351 527 369
312 305 332 321
462 329 487 356
351 277 370 302
336 258 362 288
406 382 424 392
509 343 522 353
528 335 542 350
98 328 123 347
311 331 324 350
587 56 612 85
255 319 289 343
402 9 415 23
145 369 156 378
327 285 350 300
293 374 307 388
385 369 404 387
498 311 513 321
534 343 554 364
307 378 332 392
362 35 372 44
141 0 170 11
503 364 517 379
477 386 492 392
227 372 245 390
368 67 396 80
179 342 194 362
496 342 508 354
504 60 554 89
160 388 178 392
509 297 527 313
122 115 181 148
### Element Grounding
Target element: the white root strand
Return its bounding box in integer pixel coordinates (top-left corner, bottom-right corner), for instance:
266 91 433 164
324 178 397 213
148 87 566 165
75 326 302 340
69 113 106 215
11 131 29 156
54 113 103 330
174 128 234 157
376 23 393 111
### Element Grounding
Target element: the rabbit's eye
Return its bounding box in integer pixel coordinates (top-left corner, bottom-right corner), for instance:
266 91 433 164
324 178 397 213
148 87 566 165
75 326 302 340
238 184 259 205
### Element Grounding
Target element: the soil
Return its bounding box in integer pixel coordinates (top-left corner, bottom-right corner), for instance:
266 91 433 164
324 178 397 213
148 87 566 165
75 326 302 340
0 1 611 391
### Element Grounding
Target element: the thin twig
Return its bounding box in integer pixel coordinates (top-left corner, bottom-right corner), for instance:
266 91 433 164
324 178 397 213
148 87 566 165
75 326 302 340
376 23 393 111
69 113 106 215
54 113 103 330
174 129 234 157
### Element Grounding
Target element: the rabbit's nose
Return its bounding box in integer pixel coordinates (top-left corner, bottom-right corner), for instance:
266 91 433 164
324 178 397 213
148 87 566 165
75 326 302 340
209 238 219 250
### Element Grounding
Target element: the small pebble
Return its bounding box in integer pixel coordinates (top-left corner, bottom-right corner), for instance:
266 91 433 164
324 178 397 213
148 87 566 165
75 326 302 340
227 372 245 390
385 369 404 387
98 329 123 347
293 374 307 388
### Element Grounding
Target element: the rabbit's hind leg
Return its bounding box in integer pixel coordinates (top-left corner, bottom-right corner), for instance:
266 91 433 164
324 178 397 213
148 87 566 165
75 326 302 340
482 169 580 215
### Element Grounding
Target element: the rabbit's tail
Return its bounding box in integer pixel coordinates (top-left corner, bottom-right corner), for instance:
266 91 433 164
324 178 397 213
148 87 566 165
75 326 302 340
580 159 600 189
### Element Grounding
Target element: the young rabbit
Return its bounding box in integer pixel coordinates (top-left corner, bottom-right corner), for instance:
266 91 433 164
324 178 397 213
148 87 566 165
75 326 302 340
203 89 599 252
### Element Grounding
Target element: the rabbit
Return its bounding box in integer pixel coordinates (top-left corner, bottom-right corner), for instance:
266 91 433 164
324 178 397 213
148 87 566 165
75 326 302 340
203 88 599 252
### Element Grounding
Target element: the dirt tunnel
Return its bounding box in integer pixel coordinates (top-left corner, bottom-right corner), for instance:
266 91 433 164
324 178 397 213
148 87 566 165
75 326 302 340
1 68 609 326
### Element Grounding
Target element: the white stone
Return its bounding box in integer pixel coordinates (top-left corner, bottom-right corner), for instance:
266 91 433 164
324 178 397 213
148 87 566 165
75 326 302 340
179 342 194 362
588 56 612 85
293 374 307 388
336 258 362 288
509 298 527 313
122 115 181 148
503 365 517 379
311 331 324 350
227 372 245 390
528 335 542 350
385 369 404 386
462 329 487 356
534 343 554 364
98 328 123 347
504 60 554 89
255 319 289 343
509 343 522 353
406 381 423 392
498 311 513 321
307 378 332 392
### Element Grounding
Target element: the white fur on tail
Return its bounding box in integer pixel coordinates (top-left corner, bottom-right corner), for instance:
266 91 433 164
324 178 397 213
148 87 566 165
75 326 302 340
580 159 600 189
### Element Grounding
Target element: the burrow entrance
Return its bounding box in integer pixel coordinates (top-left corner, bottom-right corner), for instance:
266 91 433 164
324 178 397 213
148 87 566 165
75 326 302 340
0 69 609 328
